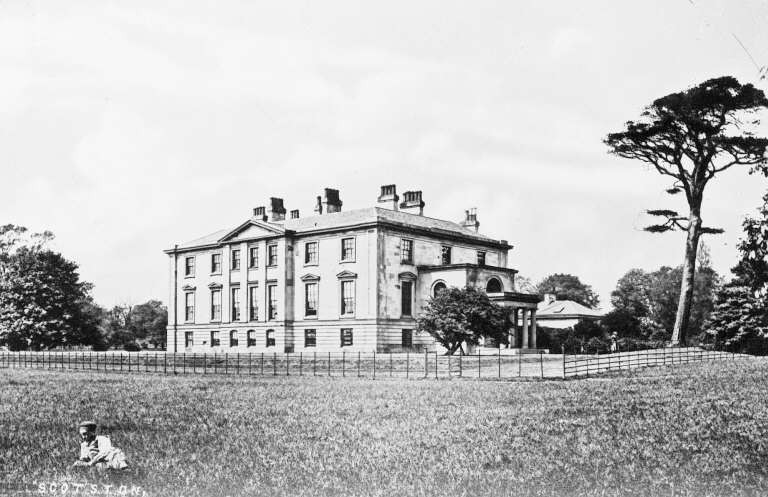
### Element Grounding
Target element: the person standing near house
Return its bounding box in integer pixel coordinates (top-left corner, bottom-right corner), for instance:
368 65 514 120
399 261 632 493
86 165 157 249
72 421 129 473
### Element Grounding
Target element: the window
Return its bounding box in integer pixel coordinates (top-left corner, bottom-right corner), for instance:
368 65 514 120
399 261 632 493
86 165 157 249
231 249 241 270
184 256 195 277
402 329 413 349
211 253 222 273
267 244 278 266
441 246 451 265
266 329 275 347
248 286 258 321
210 331 220 347
341 280 355 315
341 238 355 262
210 289 221 321
247 330 256 347
305 329 316 348
401 281 413 316
229 330 238 347
249 246 259 268
305 282 318 317
340 328 353 347
486 278 502 293
185 331 194 348
477 251 486 266
185 292 195 322
231 287 241 321
401 239 413 264
268 284 278 320
305 242 318 265
433 282 447 298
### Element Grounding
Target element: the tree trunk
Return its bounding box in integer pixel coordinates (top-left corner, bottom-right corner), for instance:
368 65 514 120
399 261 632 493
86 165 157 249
670 209 702 347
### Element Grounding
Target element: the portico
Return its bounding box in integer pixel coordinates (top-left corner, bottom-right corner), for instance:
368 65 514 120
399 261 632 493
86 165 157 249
489 292 542 352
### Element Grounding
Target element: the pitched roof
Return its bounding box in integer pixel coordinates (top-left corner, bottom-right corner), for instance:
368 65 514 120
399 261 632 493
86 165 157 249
537 300 603 319
171 207 506 252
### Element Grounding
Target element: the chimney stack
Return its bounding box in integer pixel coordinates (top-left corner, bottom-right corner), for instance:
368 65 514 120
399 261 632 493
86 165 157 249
399 190 424 215
461 208 480 232
290 209 300 219
377 184 399 211
322 188 342 214
314 196 323 215
253 206 268 222
268 197 286 222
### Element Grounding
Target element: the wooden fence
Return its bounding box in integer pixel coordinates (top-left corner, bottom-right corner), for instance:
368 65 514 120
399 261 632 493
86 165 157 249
0 350 564 379
563 347 744 378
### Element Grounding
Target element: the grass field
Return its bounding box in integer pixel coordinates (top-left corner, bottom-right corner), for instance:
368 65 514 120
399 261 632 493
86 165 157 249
2 359 768 497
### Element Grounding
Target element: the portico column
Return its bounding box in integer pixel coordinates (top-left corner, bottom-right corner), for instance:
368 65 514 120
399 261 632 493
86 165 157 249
521 308 529 349
530 309 537 349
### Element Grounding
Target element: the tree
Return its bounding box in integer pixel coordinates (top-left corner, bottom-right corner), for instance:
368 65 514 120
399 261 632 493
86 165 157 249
0 247 102 350
605 76 768 345
104 301 168 349
536 273 600 309
705 192 768 353
416 286 508 355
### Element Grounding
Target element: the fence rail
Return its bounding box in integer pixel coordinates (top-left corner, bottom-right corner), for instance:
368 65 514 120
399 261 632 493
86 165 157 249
0 347 747 380
0 350 563 380
563 347 744 378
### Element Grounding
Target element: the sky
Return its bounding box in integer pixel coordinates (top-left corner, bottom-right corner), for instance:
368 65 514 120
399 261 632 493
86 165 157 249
2 0 768 309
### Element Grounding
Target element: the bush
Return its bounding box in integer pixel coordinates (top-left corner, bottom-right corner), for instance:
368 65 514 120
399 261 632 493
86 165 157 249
123 342 141 352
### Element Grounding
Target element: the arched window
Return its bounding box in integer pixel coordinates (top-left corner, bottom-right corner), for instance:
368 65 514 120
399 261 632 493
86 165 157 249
230 330 238 347
433 281 447 297
247 330 256 347
486 278 503 293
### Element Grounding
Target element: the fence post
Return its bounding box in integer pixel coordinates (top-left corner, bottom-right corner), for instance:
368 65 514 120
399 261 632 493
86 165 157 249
562 347 566 379
373 352 376 379
313 352 316 377
273 353 277 376
358 352 361 378
435 352 438 379
249 353 252 375
424 349 428 378
299 353 302 377
478 351 481 378
518 350 522 377
406 351 410 379
540 351 544 378
390 352 393 377
237 353 241 375
286 354 290 376
328 352 331 377
342 351 346 377
498 350 501 378
459 353 463 377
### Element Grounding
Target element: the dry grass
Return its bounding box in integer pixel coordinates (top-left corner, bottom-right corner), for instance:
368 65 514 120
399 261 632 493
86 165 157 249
2 359 768 496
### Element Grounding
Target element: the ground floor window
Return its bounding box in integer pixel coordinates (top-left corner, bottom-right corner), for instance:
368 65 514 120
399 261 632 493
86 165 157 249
247 330 256 347
305 329 316 348
230 330 238 347
340 328 353 347
402 329 412 349
210 331 220 347
185 331 193 348
266 329 275 347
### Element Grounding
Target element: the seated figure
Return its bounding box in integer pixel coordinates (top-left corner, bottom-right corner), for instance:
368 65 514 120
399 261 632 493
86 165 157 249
72 421 129 473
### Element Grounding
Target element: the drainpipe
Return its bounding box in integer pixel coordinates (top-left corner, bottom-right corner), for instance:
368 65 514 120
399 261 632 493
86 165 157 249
173 244 178 353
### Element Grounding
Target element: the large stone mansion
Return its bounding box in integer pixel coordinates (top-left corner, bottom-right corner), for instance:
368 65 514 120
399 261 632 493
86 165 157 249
165 185 541 353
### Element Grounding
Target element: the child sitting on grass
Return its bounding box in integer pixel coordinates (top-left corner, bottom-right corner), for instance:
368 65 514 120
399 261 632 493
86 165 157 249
71 421 129 473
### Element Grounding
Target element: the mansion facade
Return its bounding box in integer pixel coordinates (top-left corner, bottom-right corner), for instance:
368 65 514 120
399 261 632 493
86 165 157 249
165 185 541 353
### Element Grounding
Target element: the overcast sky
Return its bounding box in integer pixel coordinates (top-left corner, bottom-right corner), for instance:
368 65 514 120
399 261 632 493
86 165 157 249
2 0 768 309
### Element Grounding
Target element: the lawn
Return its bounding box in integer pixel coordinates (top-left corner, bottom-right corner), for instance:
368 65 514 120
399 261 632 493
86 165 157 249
2 359 768 497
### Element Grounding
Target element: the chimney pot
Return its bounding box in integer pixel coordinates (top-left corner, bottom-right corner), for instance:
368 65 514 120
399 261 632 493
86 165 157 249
254 206 268 222
314 196 323 215
460 207 480 232
268 197 286 222
377 184 399 211
399 190 425 215
290 209 300 219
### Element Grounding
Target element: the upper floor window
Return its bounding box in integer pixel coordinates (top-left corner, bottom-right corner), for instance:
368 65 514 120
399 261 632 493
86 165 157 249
210 330 220 347
266 329 275 347
184 256 195 277
248 286 258 321
305 282 318 317
305 242 318 265
477 251 486 266
229 330 238 347
341 280 355 316
341 238 355 262
486 278 503 293
210 289 221 321
401 239 413 264
185 292 195 322
401 281 413 317
267 244 278 267
211 253 222 274
267 284 278 320
441 246 452 265
231 287 241 321
305 329 316 348
340 328 353 347
249 246 259 268
231 249 241 270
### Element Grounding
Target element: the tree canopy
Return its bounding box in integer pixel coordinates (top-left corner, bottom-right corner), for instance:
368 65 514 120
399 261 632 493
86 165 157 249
416 286 508 355
536 273 600 309
605 76 768 346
